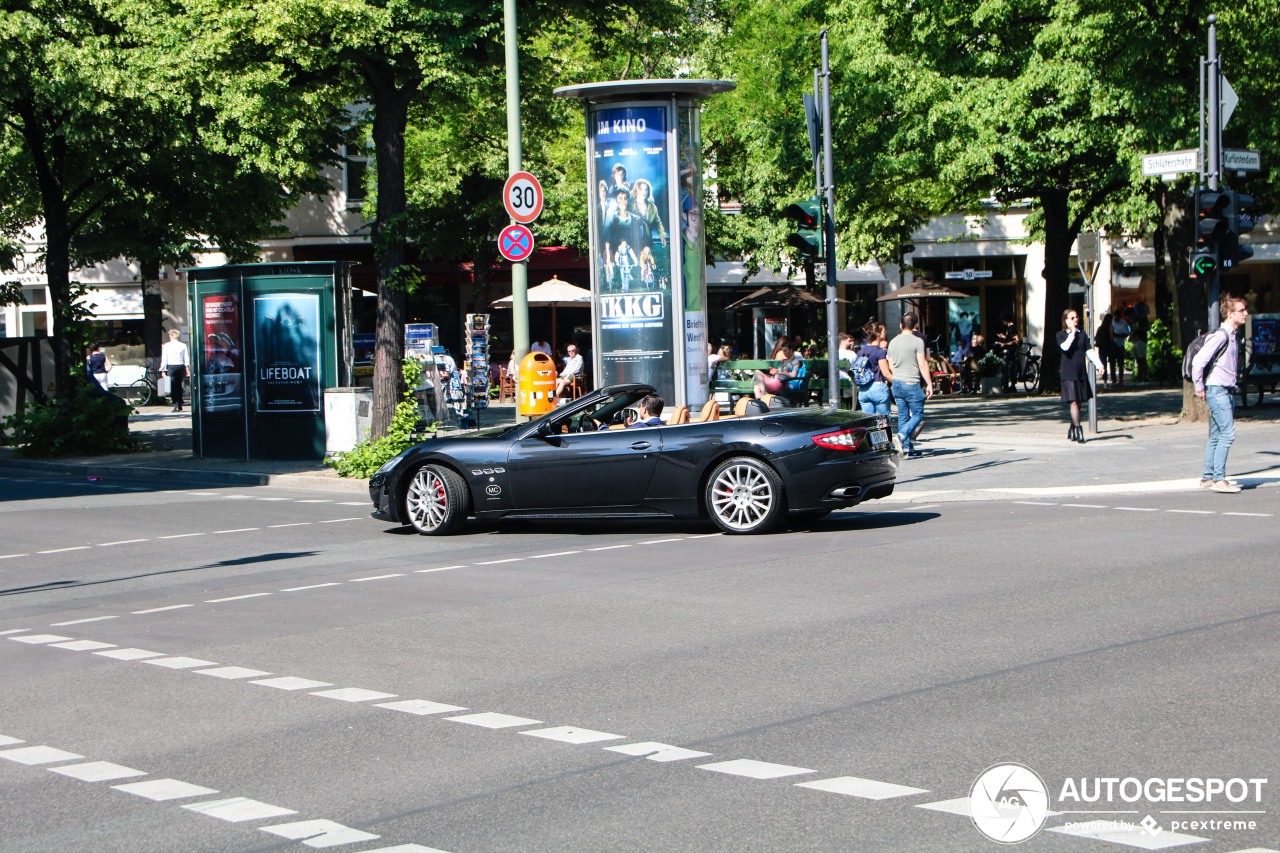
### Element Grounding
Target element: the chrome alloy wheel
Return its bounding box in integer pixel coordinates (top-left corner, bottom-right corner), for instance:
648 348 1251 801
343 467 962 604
405 466 450 533
708 457 782 534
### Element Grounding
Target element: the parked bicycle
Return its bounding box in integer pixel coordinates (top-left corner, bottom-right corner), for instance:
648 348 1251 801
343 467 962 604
111 365 159 408
1012 342 1041 392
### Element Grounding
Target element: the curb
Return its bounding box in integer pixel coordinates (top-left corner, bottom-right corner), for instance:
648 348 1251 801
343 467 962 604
0 456 369 493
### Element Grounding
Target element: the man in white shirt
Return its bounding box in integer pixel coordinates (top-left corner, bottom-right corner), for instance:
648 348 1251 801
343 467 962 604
555 344 584 397
160 329 189 412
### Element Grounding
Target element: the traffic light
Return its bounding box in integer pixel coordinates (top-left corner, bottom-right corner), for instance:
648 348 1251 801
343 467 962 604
1190 188 1228 279
1220 189 1254 269
783 198 823 258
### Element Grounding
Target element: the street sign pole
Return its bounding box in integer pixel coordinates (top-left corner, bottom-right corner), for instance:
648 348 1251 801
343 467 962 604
820 31 840 409
504 0 529 370
1076 232 1101 434
1206 14 1222 330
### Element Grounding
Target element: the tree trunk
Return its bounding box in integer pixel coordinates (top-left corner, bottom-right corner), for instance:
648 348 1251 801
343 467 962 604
366 66 417 439
140 257 165 377
41 193 75 398
1163 190 1207 422
1038 188 1074 395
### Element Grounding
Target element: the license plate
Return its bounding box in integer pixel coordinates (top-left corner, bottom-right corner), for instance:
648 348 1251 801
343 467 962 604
870 429 888 447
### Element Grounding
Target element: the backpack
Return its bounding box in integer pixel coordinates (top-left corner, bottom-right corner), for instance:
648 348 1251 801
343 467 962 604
1181 329 1229 384
850 348 877 388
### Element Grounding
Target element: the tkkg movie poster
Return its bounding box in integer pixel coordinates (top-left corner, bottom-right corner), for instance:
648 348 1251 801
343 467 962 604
591 105 675 395
253 293 321 413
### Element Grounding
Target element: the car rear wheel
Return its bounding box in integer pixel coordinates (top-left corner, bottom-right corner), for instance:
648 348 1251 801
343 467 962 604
404 464 470 535
706 456 785 534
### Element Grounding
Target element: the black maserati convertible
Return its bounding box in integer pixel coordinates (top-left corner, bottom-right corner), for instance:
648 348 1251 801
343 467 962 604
369 383 897 535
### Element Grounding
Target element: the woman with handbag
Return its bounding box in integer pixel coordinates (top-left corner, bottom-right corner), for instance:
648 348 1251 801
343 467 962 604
1058 309 1105 443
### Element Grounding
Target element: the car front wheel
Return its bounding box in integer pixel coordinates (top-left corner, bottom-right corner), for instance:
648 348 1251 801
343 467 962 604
404 464 470 535
706 456 785 534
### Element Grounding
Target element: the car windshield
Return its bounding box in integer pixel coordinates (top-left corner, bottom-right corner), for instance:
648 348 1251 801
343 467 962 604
541 388 651 433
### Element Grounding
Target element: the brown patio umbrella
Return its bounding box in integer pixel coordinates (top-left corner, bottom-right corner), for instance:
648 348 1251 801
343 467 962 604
491 275 592 350
726 284 847 309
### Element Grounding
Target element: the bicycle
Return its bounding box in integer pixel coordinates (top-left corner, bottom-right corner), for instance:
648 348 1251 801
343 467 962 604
1013 342 1041 392
113 366 158 408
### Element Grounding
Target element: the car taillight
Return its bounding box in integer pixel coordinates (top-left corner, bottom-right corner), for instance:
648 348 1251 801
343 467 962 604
812 427 866 450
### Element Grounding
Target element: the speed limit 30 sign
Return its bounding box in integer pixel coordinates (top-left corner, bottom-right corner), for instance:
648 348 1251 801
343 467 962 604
503 171 543 224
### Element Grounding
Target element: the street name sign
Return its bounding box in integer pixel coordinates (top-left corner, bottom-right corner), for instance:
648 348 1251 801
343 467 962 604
503 171 544 224
1141 149 1199 177
498 224 535 262
1224 149 1262 173
944 269 993 281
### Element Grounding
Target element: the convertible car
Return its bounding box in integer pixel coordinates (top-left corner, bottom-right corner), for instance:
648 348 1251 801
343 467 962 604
369 383 897 535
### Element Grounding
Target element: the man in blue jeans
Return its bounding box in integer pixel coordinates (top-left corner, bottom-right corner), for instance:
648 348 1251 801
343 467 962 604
886 311 934 457
1192 296 1248 493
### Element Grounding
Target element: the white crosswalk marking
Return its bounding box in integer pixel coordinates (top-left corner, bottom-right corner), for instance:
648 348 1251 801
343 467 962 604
260 818 380 847
1049 821 1208 849
252 676 334 691
0 746 84 765
697 759 814 780
375 700 467 715
95 648 163 660
49 640 116 651
51 761 147 782
112 779 219 801
445 712 542 729
142 656 218 669
9 634 73 644
795 776 928 800
603 742 711 762
183 797 297 822
309 687 397 702
520 726 624 745
195 666 272 679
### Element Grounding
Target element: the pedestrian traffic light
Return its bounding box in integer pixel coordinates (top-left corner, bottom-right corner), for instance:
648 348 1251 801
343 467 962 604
783 198 824 258
1220 189 1254 269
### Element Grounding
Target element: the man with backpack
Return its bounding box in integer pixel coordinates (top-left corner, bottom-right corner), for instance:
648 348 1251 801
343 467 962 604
1191 296 1248 493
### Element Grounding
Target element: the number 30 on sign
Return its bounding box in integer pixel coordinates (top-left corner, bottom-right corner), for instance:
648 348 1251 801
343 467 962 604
503 171 543 224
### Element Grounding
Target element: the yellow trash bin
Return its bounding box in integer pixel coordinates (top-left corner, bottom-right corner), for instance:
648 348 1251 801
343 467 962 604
518 352 557 417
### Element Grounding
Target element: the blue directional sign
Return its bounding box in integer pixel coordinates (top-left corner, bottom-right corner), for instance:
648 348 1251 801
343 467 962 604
498 223 535 263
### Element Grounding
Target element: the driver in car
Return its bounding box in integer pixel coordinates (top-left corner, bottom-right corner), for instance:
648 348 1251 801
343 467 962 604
626 394 665 428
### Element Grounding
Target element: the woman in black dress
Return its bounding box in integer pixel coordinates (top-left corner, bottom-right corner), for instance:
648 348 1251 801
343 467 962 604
1057 309 1104 442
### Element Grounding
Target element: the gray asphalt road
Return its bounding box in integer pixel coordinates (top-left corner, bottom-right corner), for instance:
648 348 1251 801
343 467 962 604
2 468 1276 852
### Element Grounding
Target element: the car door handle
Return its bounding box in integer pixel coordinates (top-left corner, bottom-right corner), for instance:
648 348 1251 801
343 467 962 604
628 441 653 450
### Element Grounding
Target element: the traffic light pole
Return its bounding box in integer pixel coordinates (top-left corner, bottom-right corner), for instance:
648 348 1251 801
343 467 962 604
1205 14 1221 330
820 31 840 409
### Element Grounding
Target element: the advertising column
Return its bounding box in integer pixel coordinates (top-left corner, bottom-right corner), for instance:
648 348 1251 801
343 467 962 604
559 80 733 410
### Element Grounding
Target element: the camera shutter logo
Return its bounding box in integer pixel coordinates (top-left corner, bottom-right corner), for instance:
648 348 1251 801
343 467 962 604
970 763 1050 843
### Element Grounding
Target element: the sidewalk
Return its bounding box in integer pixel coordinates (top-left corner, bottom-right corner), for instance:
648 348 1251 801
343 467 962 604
2 386 1277 502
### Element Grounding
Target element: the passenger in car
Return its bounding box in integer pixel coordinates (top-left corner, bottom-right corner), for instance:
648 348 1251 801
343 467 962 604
627 394 665 427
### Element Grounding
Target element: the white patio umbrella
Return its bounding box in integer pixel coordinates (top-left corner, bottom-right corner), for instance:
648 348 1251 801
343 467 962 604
491 275 592 350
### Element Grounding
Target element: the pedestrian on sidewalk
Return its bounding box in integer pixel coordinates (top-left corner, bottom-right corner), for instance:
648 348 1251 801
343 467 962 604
887 312 932 457
1193 296 1248 493
1095 313 1118 386
86 343 112 391
1056 309 1104 443
857 321 893 416
160 329 189 412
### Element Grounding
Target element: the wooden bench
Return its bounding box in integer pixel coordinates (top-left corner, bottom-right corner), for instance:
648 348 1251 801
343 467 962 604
710 359 853 408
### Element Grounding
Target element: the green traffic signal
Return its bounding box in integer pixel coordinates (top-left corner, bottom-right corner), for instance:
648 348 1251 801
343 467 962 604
783 198 824 258
1189 251 1218 279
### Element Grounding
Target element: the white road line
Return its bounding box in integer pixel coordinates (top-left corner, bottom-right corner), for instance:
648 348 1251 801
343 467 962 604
113 779 219 801
1115 507 1159 512
268 522 312 528
183 492 220 496
1012 501 1058 506
96 648 163 660
1223 512 1271 517
222 495 254 500
0 554 30 560
415 565 466 573
260 819 380 847
213 528 260 534
1049 822 1208 847
376 700 468 716
477 558 523 565
206 593 272 603
445 712 543 729
0 745 85 765
640 538 683 545
195 666 272 680
0 629 30 635
294 499 333 503
97 539 150 546
132 604 192 614
795 776 929 800
587 544 632 551
158 533 206 540
916 797 973 816
337 501 368 506
687 533 723 539
520 726 624 745
318 517 363 523
49 640 116 651
9 634 73 644
309 688 397 703
697 759 814 780
51 761 147 782
1062 504 1108 509
183 797 297 822
281 583 341 592
51 616 118 626
1168 509 1215 515
38 546 91 554
603 742 712 762
0 735 26 746
350 573 405 582
528 551 580 559
252 677 333 691
257 498 291 501
142 656 218 669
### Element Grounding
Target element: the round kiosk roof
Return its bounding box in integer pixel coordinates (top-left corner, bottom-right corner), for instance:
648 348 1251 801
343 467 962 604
553 79 735 103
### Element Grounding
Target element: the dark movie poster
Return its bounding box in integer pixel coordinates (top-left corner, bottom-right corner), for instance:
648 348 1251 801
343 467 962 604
201 294 243 414
253 293 321 412
591 105 675 396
